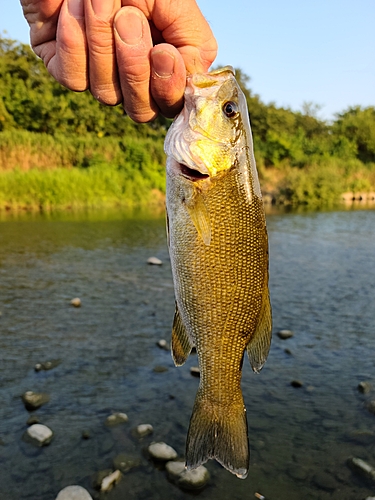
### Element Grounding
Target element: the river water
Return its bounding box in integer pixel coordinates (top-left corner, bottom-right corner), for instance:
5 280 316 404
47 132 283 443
0 207 374 500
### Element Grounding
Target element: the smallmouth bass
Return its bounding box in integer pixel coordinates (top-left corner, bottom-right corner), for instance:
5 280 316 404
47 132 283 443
164 66 272 479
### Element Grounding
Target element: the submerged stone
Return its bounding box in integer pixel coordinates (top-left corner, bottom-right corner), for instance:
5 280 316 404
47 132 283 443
101 470 122 492
277 329 294 339
358 381 372 394
148 442 178 461
147 256 162 265
105 412 128 427
25 424 53 446
55 485 93 500
22 391 50 411
113 453 141 473
135 424 153 437
348 457 375 481
291 380 303 388
157 339 170 350
166 461 210 490
70 297 81 307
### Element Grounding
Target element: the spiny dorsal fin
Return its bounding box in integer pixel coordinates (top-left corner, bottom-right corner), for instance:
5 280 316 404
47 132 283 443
171 304 193 366
184 192 211 246
246 279 272 373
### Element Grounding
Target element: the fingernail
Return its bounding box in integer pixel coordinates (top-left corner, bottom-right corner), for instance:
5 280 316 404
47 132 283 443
91 0 114 19
151 50 175 78
68 0 84 19
115 10 143 45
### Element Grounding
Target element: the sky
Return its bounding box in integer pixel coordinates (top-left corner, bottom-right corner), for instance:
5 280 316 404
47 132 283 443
1 0 374 121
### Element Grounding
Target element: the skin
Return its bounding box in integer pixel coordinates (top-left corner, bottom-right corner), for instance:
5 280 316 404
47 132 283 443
20 0 218 122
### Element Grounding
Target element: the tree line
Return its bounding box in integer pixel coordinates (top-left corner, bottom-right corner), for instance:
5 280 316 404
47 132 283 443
0 36 374 209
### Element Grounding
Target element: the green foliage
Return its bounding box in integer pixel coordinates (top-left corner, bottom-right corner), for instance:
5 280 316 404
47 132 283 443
0 37 375 209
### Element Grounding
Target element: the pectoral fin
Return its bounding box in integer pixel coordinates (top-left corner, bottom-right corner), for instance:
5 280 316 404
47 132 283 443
246 280 272 373
171 305 194 366
184 192 211 246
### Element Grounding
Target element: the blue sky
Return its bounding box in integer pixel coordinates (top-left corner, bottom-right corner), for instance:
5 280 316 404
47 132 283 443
1 0 374 121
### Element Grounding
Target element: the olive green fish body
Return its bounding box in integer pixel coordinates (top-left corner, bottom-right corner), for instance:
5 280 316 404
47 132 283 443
164 67 272 479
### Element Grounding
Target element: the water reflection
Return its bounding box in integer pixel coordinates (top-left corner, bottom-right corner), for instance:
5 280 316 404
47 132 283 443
0 208 374 499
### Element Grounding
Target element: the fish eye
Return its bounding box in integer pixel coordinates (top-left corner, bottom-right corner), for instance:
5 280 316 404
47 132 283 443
222 101 238 118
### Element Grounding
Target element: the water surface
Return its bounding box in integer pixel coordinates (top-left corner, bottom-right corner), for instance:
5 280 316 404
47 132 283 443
0 208 374 500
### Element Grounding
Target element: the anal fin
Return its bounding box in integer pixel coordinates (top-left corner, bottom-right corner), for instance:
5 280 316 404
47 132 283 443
171 304 193 366
246 278 272 373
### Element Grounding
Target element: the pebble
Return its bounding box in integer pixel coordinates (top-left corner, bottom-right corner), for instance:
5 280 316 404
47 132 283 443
347 457 375 481
277 329 294 339
153 365 168 373
190 366 200 377
135 424 153 437
55 485 93 500
313 471 338 491
35 360 61 372
157 339 170 351
147 256 162 265
291 380 303 388
367 401 375 415
348 430 375 445
358 381 372 394
70 297 81 307
105 412 128 427
26 415 40 426
148 442 178 461
82 430 90 440
101 470 122 492
92 469 112 490
22 391 50 411
166 461 210 490
113 453 141 473
26 424 53 446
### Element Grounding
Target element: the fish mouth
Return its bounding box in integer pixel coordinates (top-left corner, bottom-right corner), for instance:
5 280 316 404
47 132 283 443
179 163 210 182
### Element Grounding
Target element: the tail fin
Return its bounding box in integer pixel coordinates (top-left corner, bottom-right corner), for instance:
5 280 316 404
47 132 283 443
185 390 249 479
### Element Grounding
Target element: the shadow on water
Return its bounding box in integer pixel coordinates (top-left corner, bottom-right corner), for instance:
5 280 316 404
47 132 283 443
0 206 374 499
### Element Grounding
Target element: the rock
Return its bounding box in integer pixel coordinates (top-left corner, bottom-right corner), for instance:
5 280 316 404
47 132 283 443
55 485 93 500
27 415 40 426
291 380 303 388
82 430 90 440
190 366 200 377
313 471 338 491
101 470 122 492
113 453 141 473
105 412 128 427
157 339 170 350
284 348 293 355
166 460 186 480
367 401 375 415
277 329 294 339
25 424 53 446
348 430 375 445
358 381 372 394
347 457 375 481
92 469 113 490
35 360 61 372
148 442 178 461
70 297 81 307
287 464 308 481
135 424 153 438
365 497 375 500
22 391 50 411
166 461 210 490
153 365 168 373
147 256 162 265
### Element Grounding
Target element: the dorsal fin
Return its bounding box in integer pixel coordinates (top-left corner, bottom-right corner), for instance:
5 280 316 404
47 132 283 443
246 278 272 373
171 304 194 366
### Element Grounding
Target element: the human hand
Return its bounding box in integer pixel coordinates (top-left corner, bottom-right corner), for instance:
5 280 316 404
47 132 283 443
20 0 218 122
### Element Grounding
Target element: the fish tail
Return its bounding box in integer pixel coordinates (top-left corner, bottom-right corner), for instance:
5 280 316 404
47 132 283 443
185 389 249 479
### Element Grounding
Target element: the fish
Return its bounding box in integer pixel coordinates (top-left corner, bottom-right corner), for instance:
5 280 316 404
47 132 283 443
164 66 272 479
